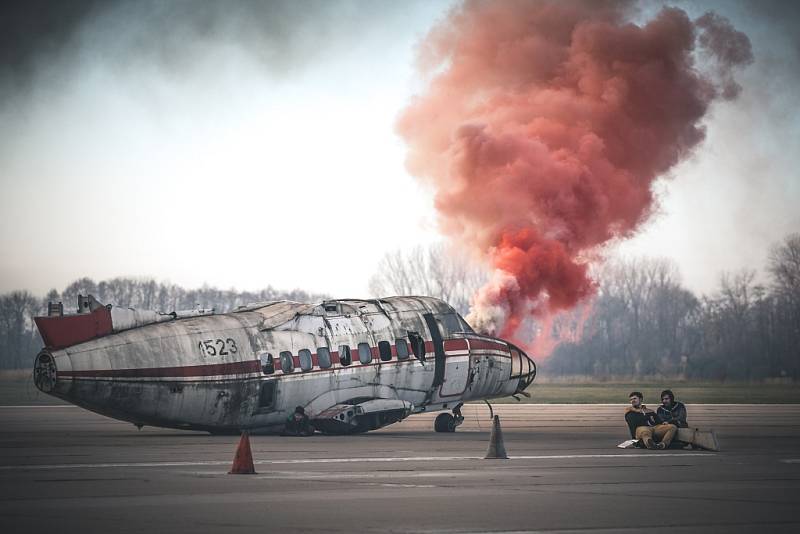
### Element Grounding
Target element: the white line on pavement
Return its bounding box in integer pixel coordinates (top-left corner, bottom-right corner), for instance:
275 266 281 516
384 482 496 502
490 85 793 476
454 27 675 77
0 453 714 471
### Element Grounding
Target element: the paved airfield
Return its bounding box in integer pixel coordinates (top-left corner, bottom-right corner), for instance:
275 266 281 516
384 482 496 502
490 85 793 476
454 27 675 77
2 404 799 533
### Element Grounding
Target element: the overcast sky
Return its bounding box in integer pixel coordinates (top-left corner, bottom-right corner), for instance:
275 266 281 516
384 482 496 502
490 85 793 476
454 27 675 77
1 0 798 299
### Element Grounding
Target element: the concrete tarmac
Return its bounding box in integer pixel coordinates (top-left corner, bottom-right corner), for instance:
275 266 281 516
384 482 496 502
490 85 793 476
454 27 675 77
2 404 800 533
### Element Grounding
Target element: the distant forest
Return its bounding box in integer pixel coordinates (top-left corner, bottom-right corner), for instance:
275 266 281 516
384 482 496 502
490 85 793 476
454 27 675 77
0 279 327 369
370 234 800 382
2 234 798 381
542 250 800 381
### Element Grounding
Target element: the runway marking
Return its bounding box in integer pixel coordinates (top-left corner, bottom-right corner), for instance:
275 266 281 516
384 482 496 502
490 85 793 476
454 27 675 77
0 453 713 471
0 405 76 408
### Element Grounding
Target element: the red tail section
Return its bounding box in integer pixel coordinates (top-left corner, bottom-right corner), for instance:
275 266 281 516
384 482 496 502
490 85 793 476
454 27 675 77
34 307 113 349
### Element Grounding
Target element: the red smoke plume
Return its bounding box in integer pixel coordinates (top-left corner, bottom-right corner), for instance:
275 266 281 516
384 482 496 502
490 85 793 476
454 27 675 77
397 0 751 350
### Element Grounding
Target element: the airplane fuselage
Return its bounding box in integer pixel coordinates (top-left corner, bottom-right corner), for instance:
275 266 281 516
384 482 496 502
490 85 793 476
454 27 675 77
33 296 536 434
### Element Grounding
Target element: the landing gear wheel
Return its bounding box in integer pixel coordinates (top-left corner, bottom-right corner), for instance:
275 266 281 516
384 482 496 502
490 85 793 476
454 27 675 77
434 412 456 433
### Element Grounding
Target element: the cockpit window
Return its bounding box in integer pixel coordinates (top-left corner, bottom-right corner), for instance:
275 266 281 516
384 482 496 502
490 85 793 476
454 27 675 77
439 312 463 334
457 313 475 333
436 312 475 335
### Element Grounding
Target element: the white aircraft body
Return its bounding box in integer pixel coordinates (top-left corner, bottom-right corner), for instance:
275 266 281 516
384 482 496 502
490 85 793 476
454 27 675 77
33 295 536 434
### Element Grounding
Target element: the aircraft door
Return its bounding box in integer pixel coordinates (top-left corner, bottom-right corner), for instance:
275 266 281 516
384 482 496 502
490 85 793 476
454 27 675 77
422 313 446 388
440 353 469 397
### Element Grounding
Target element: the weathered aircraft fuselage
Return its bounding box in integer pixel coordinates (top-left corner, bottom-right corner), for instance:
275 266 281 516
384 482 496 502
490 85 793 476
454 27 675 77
33 296 536 434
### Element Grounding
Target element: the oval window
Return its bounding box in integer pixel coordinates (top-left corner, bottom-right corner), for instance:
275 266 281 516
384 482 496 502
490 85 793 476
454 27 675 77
396 339 409 360
339 345 351 366
378 340 392 361
299 349 313 372
259 352 275 374
317 347 331 369
358 342 372 364
280 351 294 373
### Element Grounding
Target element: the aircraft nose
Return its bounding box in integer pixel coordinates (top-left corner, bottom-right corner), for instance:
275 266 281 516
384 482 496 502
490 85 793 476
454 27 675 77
508 344 537 393
517 348 536 392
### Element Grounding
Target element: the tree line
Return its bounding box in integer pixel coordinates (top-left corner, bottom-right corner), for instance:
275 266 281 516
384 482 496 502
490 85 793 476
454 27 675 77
0 278 327 369
370 234 800 381
542 234 800 380
2 234 798 380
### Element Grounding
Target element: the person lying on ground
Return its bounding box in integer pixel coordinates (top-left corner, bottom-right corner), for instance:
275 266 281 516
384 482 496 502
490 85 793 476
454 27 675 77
624 391 677 450
283 405 315 436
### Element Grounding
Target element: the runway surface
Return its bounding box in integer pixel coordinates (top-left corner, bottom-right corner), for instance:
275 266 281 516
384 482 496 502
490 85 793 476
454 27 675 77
2 404 800 533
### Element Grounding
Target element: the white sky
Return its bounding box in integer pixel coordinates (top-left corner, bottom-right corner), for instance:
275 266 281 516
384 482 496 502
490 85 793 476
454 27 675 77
0 0 797 299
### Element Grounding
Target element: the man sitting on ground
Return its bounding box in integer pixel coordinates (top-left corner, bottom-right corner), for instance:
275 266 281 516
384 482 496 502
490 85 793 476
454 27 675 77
624 391 677 450
656 389 688 428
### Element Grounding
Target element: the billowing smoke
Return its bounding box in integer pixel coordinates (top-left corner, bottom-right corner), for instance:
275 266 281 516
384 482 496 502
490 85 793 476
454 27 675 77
397 0 752 349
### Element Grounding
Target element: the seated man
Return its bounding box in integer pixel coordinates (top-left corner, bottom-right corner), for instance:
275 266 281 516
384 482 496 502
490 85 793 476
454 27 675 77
656 389 688 428
283 406 315 436
624 391 677 450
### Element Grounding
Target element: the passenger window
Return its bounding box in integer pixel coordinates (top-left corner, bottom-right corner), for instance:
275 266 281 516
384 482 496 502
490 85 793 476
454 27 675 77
396 339 409 360
378 340 392 362
280 351 294 373
317 347 331 369
299 349 313 372
258 381 276 409
409 332 426 362
259 352 274 374
358 342 372 364
339 345 351 366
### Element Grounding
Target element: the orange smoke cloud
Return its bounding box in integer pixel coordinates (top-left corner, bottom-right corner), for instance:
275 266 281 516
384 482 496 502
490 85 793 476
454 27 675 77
397 0 751 350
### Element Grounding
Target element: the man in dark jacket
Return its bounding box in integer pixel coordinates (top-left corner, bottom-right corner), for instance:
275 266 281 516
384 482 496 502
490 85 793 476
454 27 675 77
656 389 688 428
283 406 315 436
625 391 677 450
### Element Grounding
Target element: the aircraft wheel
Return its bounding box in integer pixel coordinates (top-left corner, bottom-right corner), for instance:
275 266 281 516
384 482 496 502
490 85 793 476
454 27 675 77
434 413 456 433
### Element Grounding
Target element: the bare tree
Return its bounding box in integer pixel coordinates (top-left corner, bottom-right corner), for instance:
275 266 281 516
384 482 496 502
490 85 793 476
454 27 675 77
369 244 487 315
769 233 800 300
0 291 40 368
767 233 800 378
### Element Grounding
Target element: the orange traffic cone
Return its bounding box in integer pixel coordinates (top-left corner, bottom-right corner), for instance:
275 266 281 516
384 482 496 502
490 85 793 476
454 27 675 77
484 415 508 459
229 431 257 474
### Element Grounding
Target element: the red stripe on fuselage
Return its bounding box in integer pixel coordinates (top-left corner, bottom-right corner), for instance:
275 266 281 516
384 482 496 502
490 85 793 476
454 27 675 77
57 337 497 379
444 338 468 351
